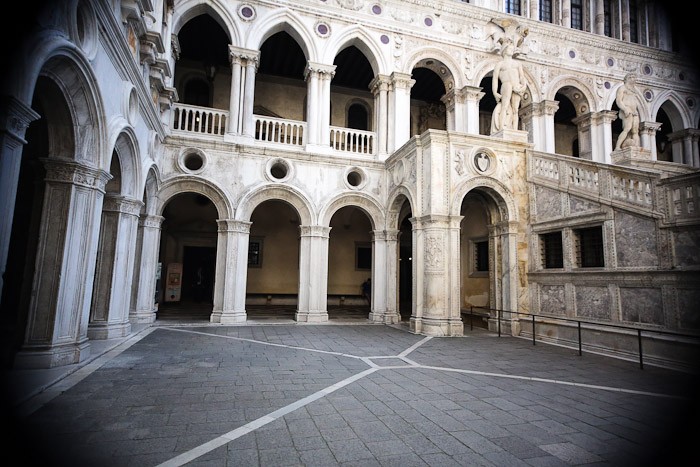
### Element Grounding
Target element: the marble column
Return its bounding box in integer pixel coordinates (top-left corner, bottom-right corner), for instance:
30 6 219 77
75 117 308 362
572 113 593 160
0 97 39 302
441 92 455 132
463 86 484 135
561 0 572 28
14 158 110 368
640 121 661 160
305 65 320 146
410 215 463 337
227 46 244 136
129 214 164 324
369 229 400 324
296 225 330 322
211 219 251 324
319 65 335 147
591 110 617 164
621 0 631 41
389 72 415 153
305 62 335 151
594 0 605 35
529 0 539 20
241 51 259 139
370 75 391 156
88 195 142 339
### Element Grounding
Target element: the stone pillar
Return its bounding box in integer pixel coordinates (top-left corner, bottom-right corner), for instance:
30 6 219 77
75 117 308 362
241 52 259 139
594 0 605 35
305 65 319 146
441 92 455 132
500 221 520 336
297 225 330 323
319 64 336 147
667 129 698 166
211 220 251 324
640 121 661 161
88 195 142 339
690 129 700 167
621 0 631 41
572 112 593 160
14 159 110 368
561 0 571 28
410 215 463 337
463 86 484 135
0 97 39 302
521 101 559 152
129 214 163 324
369 230 400 324
227 46 244 136
370 75 391 156
530 0 539 20
389 72 415 153
591 110 617 164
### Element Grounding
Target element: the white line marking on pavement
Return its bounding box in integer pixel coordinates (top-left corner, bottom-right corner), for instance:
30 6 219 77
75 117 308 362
155 368 378 467
398 336 433 357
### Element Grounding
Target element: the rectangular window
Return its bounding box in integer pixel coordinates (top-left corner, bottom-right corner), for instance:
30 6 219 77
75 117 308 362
571 0 583 30
540 0 553 23
248 237 263 267
505 0 521 16
356 242 372 270
575 226 604 268
541 232 564 269
474 240 489 272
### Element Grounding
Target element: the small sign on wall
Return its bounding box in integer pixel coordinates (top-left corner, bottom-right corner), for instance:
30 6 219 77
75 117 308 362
165 263 183 302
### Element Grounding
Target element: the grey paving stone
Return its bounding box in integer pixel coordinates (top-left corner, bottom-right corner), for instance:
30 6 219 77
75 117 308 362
539 442 603 464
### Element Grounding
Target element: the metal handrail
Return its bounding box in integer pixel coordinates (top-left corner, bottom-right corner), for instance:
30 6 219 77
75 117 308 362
463 306 700 370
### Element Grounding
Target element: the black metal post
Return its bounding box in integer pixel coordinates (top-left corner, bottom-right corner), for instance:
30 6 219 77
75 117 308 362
578 321 582 356
532 314 536 345
497 309 501 337
638 329 644 370
470 306 473 331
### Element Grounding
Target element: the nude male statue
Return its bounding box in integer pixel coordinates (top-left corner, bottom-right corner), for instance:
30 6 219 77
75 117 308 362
491 41 527 133
615 73 642 150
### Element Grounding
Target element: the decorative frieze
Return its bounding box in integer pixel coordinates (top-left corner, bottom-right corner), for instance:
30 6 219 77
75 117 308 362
43 159 111 192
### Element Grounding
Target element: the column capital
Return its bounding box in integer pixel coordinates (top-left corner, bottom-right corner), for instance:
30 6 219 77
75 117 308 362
591 109 618 125
217 219 252 233
305 62 336 80
668 128 699 141
571 111 593 127
640 121 662 133
0 96 40 144
299 225 331 238
369 74 391 94
229 45 259 66
42 158 112 192
390 72 415 90
140 214 164 229
102 194 144 215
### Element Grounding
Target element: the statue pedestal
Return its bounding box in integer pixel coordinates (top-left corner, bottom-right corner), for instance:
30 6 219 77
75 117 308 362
611 147 652 166
491 128 529 143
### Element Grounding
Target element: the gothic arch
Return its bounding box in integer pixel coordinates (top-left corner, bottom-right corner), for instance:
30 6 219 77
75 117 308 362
403 47 464 91
237 184 314 225
107 119 141 199
247 9 316 62
171 0 240 45
323 26 386 76
141 166 161 216
652 91 693 129
546 76 597 115
155 176 233 219
319 192 385 230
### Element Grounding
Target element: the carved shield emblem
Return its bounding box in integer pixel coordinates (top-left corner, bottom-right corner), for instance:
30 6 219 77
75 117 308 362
475 153 490 172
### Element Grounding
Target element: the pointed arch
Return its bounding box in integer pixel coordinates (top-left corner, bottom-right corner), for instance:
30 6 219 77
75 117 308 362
652 91 693 129
450 177 518 222
323 26 387 76
246 9 317 62
386 186 417 230
546 75 598 115
171 0 240 45
402 47 464 91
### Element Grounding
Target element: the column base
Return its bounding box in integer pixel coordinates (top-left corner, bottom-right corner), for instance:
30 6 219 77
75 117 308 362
409 317 463 336
13 340 91 369
369 311 400 324
611 147 653 166
211 310 247 324
296 310 329 323
129 309 157 325
87 322 132 340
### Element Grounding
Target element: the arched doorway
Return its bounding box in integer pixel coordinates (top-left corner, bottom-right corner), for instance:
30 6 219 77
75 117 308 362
157 193 218 320
459 192 491 328
397 201 413 321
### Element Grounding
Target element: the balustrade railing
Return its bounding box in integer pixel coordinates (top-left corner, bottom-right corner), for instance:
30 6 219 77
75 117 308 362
330 127 375 155
172 104 227 136
254 115 305 146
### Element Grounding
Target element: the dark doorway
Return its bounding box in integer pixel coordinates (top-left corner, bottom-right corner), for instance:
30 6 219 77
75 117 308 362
399 216 413 320
182 246 216 303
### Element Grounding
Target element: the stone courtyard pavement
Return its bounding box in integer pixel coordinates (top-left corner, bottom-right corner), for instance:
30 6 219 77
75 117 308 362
2 322 699 466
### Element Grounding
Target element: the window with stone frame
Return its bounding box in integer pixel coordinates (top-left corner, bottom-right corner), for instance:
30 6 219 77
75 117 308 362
541 231 564 269
574 226 604 268
471 238 489 276
248 237 263 267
